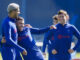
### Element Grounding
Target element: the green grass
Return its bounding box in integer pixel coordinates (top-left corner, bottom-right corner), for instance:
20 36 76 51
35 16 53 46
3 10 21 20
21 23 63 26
76 53 80 58
0 53 2 60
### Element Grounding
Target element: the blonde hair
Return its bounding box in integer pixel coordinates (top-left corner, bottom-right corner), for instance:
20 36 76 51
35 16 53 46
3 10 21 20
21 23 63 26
7 3 20 13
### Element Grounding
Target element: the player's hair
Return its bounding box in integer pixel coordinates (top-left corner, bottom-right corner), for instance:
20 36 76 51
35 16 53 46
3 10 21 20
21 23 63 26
7 3 20 13
16 16 24 22
58 10 68 16
58 10 69 20
52 15 58 20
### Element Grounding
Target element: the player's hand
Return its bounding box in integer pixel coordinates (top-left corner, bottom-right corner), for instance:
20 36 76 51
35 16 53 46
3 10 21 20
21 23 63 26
24 24 32 28
52 49 57 55
50 25 56 29
68 49 74 53
22 50 27 55
1 37 6 43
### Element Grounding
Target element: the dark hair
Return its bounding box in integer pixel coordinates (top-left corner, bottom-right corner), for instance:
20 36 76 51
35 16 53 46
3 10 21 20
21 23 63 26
16 16 24 22
52 15 58 20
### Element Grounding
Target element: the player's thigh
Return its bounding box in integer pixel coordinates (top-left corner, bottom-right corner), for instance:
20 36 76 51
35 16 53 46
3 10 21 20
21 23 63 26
1 47 14 60
48 54 56 60
23 50 33 60
32 50 45 60
15 51 22 60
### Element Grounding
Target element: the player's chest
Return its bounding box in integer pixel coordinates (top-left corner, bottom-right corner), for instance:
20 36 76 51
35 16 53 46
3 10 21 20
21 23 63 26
10 22 17 34
54 27 73 39
18 30 31 41
18 29 30 37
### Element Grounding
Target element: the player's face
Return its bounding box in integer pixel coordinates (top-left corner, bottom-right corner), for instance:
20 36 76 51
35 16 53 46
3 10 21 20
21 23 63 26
58 14 67 24
16 20 24 31
11 9 20 18
53 19 58 25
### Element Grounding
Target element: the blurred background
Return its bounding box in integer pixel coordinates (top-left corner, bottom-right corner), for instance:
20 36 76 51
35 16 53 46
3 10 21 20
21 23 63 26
0 0 80 60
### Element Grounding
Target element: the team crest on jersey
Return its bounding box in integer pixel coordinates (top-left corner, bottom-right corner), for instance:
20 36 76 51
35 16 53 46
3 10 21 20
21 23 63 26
58 34 70 39
58 34 62 39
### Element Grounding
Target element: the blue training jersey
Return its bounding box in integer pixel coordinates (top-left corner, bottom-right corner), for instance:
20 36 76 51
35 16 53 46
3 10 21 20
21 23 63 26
46 23 80 54
1 17 25 52
18 27 50 51
42 32 54 53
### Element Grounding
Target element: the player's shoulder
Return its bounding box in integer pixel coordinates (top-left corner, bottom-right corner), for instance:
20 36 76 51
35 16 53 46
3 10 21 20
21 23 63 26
55 23 62 28
67 24 75 28
66 24 77 30
3 17 11 23
4 16 10 21
2 17 10 25
47 28 55 34
54 24 58 27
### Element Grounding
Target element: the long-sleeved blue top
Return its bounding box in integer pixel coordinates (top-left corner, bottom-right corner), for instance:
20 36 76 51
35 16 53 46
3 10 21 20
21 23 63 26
0 39 1 46
46 23 80 54
18 27 50 51
42 32 54 53
1 17 25 52
0 38 2 47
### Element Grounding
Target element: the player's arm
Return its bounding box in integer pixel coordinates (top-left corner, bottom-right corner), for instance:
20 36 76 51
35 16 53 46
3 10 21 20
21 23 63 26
30 25 56 34
72 25 80 51
42 33 49 53
30 27 50 34
45 29 57 54
4 22 26 53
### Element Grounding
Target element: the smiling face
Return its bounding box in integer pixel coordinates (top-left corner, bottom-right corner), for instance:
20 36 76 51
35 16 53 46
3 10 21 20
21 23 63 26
58 10 68 25
8 3 20 18
58 14 67 24
16 17 24 31
10 9 20 18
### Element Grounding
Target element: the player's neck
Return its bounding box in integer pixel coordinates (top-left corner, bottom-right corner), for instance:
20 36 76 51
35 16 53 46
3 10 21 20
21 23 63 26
60 23 66 26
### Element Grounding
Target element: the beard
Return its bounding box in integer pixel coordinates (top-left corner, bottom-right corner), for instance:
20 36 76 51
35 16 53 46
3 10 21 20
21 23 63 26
14 15 18 19
13 14 19 19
